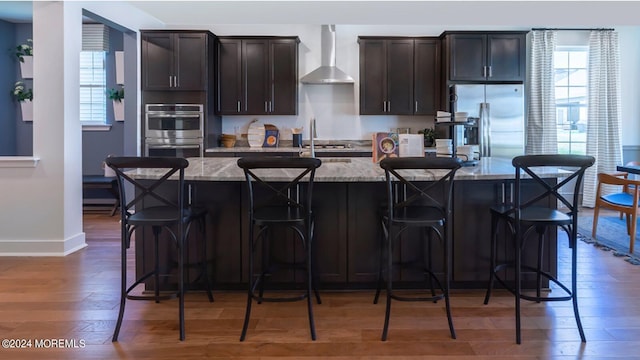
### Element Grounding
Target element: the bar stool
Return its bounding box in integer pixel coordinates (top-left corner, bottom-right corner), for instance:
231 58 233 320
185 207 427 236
374 157 461 341
106 156 214 342
484 154 595 344
237 157 323 341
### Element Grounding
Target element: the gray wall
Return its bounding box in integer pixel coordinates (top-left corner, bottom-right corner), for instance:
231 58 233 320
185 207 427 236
3 19 127 173
1 22 33 156
0 20 16 155
81 26 125 175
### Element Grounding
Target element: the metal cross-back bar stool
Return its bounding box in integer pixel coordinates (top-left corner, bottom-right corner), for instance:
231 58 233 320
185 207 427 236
106 156 213 342
237 156 323 341
484 154 595 344
374 156 461 341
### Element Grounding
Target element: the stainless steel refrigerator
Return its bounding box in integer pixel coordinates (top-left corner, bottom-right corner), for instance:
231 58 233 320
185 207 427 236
451 84 525 158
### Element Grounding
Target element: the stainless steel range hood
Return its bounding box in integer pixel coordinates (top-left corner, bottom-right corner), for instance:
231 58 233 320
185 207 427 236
300 25 354 84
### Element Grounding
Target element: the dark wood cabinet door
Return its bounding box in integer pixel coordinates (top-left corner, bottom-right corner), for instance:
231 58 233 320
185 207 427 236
347 182 386 283
414 39 440 115
174 33 207 90
449 34 487 82
359 38 387 115
487 34 526 82
386 39 414 115
141 33 173 90
243 39 269 114
313 184 348 283
270 39 298 115
217 39 243 114
216 37 299 115
142 31 209 91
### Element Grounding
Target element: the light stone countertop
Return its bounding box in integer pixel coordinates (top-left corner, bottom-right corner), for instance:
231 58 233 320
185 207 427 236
129 157 569 182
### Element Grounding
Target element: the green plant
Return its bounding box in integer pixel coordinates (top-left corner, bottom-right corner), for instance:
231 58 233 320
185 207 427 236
14 39 33 62
12 81 33 102
418 127 436 142
107 87 124 102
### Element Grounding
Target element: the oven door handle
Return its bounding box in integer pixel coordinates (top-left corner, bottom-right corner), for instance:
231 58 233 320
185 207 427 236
146 114 201 118
146 144 201 149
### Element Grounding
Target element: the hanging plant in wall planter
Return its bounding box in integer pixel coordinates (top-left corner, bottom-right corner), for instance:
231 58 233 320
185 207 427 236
12 81 33 122
14 39 33 79
107 87 125 121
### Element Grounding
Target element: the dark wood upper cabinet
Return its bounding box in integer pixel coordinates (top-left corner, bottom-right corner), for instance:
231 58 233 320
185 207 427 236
359 37 439 116
414 38 441 115
216 37 299 115
141 31 211 91
443 32 527 82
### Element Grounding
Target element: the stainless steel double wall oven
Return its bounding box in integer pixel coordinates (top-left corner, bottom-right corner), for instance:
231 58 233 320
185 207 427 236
144 104 204 158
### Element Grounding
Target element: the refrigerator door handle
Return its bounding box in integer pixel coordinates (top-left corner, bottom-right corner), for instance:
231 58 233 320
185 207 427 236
480 102 491 157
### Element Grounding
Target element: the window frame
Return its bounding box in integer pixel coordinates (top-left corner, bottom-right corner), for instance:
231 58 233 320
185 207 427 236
554 45 588 155
79 50 108 127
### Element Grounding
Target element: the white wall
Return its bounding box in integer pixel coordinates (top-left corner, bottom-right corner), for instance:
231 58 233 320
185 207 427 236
619 27 640 146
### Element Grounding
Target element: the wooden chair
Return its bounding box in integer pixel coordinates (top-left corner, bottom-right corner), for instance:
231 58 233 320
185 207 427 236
592 172 640 254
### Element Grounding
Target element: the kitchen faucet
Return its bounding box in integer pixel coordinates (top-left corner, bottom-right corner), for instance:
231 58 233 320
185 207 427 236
310 117 317 158
298 117 318 158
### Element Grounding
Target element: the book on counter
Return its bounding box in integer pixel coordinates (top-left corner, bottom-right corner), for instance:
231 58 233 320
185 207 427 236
263 124 279 147
372 132 399 163
398 134 425 157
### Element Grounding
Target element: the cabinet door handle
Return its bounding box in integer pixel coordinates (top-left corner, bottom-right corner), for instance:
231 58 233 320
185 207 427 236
383 101 387 112
270 101 273 112
265 101 268 113
174 75 178 88
169 76 173 87
488 66 493 78
483 66 487 78
415 101 418 113
237 101 241 112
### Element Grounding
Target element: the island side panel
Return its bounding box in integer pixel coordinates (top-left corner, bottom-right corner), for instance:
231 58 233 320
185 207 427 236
452 179 558 287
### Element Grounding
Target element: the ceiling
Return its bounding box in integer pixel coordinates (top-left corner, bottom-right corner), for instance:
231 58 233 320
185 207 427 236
1 1 639 27
0 1 32 23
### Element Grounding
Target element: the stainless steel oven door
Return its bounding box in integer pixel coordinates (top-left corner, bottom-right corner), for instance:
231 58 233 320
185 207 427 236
145 104 203 139
145 141 203 158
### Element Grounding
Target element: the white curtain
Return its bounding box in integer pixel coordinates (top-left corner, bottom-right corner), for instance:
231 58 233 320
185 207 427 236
526 30 557 155
582 30 622 207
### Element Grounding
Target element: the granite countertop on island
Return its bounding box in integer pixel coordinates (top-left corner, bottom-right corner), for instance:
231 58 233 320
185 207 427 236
130 157 569 182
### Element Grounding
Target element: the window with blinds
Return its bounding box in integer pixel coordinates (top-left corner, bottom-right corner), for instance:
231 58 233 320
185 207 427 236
79 51 106 124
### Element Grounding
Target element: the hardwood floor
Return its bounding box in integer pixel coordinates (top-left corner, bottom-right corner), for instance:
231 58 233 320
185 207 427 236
1 210 639 359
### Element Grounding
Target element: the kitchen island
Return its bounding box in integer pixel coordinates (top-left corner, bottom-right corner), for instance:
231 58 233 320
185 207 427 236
132 157 562 290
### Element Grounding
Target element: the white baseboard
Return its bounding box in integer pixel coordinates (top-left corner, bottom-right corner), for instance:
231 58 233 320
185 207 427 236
0 232 87 256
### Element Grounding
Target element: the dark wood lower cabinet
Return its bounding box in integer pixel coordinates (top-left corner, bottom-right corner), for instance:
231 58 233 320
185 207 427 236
136 178 557 290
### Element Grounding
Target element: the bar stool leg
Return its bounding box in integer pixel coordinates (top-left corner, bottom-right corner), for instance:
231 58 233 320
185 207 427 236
112 233 128 342
571 233 587 342
444 226 456 339
515 230 522 345
373 220 386 305
240 225 256 342
178 229 185 341
381 226 394 341
306 225 317 340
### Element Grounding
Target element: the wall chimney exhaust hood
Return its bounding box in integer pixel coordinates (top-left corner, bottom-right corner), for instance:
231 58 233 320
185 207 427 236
300 25 354 84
